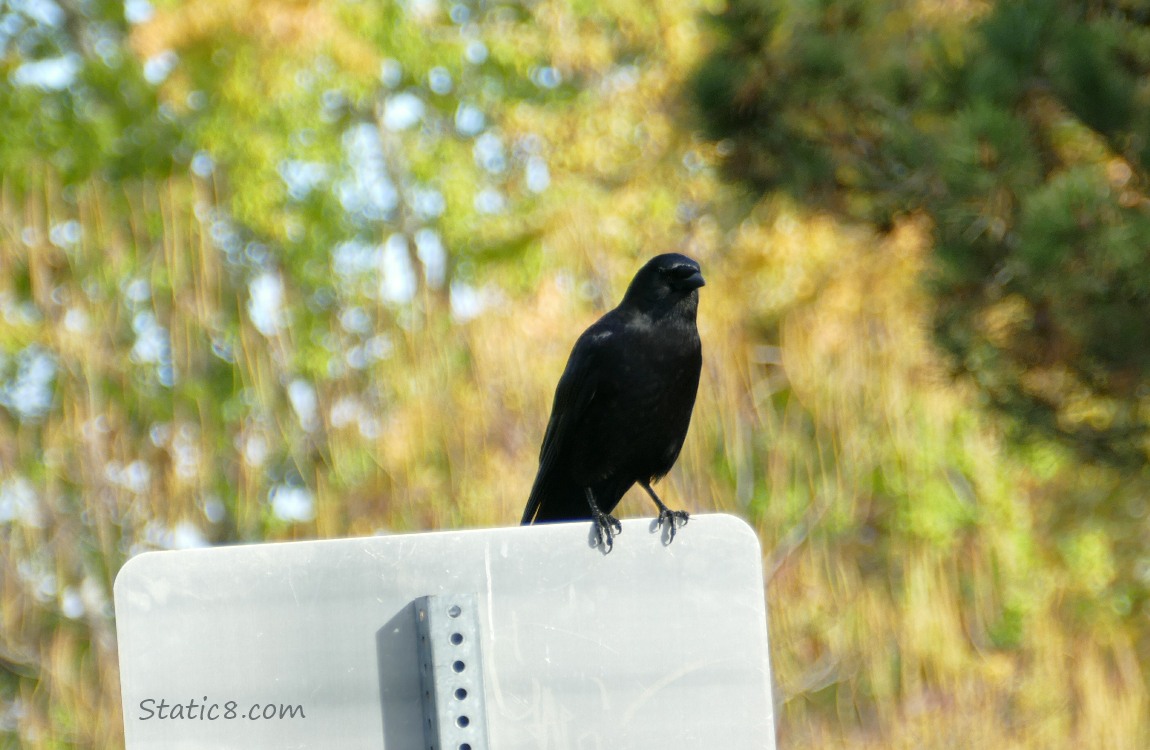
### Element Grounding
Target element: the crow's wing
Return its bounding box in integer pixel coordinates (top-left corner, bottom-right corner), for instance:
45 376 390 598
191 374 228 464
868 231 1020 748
520 324 614 524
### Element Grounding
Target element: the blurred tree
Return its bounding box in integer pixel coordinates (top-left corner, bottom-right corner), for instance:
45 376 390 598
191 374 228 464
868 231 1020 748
0 0 721 744
693 0 1150 468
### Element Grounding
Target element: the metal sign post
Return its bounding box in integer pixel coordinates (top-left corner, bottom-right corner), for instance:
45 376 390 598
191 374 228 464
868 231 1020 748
115 514 776 749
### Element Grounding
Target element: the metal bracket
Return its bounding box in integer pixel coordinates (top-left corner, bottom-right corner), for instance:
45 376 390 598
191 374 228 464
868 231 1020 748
414 593 490 750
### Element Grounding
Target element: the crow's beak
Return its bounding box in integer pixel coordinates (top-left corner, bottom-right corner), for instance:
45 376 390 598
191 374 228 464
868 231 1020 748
683 271 705 290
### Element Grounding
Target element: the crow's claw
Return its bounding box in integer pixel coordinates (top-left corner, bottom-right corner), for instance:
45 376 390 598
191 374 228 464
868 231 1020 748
592 511 622 553
656 507 690 543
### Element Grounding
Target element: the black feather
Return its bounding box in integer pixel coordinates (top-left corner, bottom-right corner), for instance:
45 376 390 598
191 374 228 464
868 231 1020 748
521 253 704 548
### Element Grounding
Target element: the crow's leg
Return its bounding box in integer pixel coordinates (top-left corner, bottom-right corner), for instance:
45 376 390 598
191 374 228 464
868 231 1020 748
584 487 622 553
639 481 689 542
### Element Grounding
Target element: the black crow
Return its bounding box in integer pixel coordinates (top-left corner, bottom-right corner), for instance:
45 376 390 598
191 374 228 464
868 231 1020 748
521 253 704 551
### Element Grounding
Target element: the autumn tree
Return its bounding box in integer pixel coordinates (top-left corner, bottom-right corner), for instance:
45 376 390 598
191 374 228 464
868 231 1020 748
695 0 1150 467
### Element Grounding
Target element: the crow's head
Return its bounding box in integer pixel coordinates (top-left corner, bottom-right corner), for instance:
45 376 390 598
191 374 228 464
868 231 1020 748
622 253 705 316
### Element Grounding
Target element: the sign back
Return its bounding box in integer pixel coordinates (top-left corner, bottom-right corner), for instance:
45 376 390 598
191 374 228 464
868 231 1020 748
115 513 775 749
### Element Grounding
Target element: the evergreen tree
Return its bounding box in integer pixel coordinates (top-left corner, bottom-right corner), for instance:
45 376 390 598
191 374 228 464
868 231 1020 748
695 0 1150 467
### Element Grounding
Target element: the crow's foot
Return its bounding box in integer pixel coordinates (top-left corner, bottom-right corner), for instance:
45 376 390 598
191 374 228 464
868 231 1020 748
638 481 689 544
592 510 623 553
655 507 689 543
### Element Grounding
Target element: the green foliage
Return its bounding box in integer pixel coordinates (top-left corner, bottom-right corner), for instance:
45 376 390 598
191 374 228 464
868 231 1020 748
0 0 181 184
694 0 1150 468
693 1 1150 742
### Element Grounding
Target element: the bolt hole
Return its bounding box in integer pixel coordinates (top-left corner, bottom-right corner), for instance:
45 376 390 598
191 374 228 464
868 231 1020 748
454 688 467 700
447 604 462 618
460 745 471 750
452 660 465 673
450 632 463 645
457 715 470 728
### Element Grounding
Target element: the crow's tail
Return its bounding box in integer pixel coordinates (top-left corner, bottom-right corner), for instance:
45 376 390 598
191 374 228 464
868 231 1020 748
522 475 635 525
521 477 594 525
